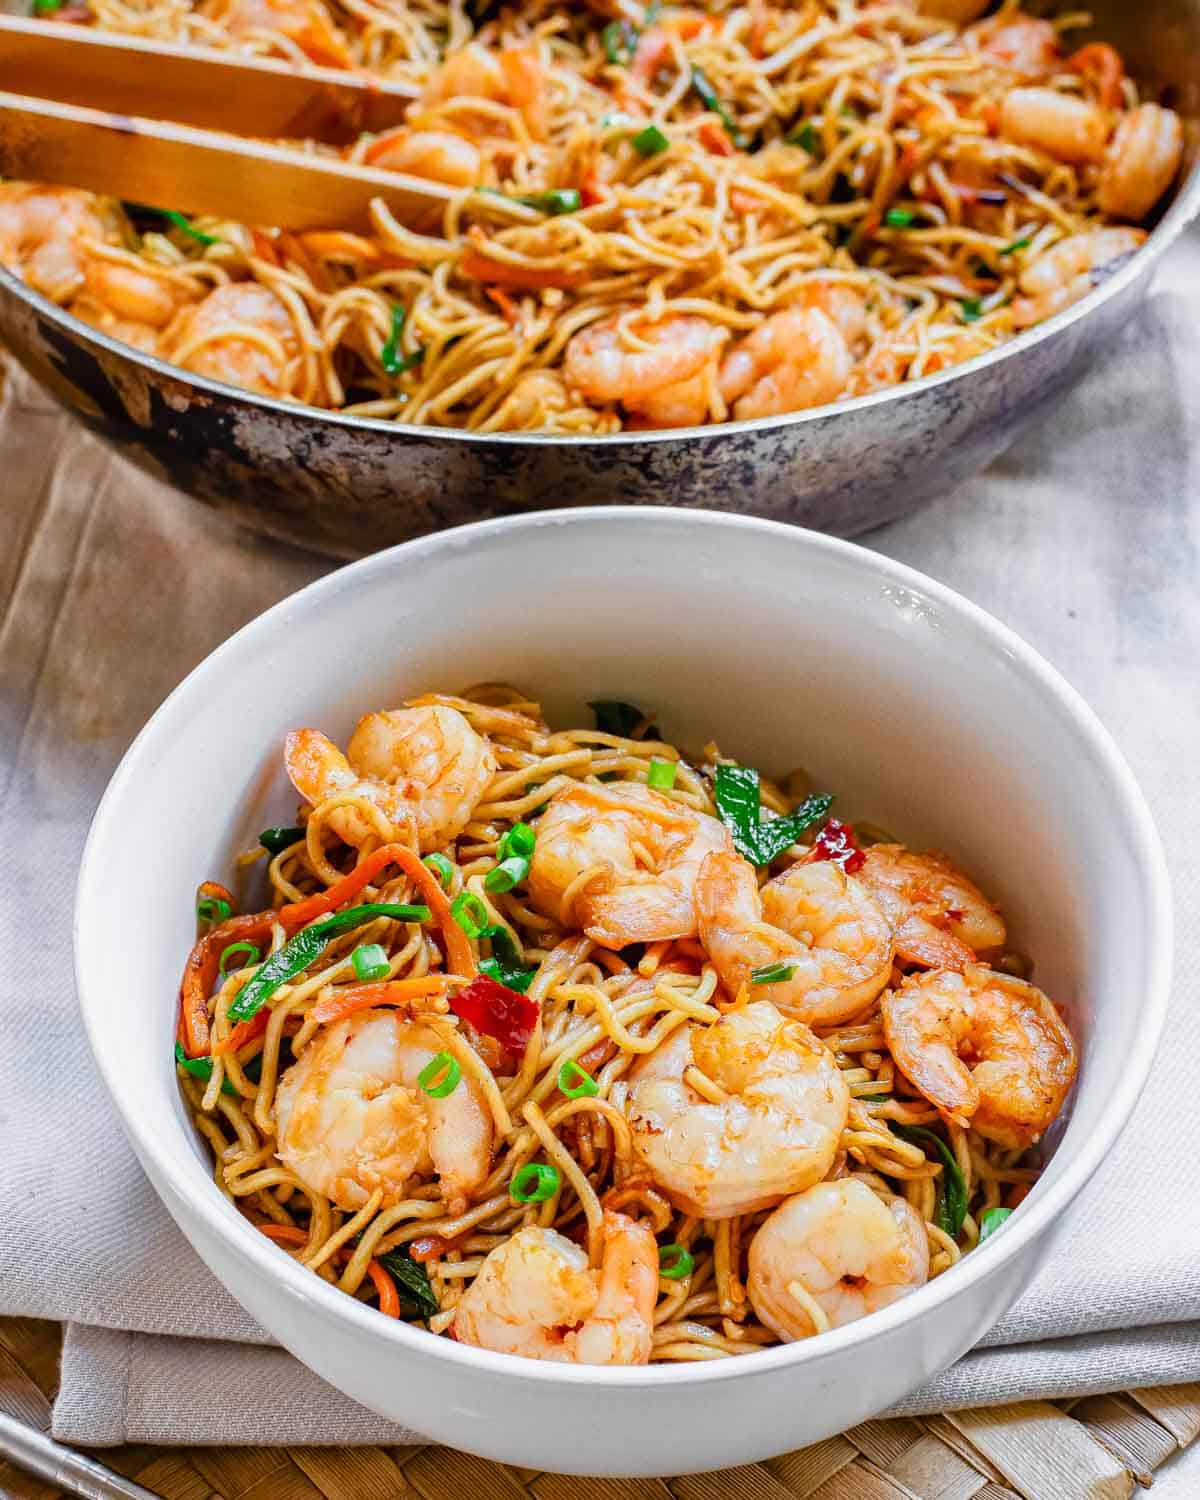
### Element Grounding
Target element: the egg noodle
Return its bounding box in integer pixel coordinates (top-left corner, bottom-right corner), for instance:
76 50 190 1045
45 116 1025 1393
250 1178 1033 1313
177 687 1072 1360
1 0 1182 430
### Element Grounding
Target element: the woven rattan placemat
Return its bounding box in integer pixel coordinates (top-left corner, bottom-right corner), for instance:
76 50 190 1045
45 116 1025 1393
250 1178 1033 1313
2 1319 1198 1500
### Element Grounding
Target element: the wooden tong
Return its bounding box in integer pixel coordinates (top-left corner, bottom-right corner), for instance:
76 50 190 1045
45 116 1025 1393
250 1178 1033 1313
0 15 454 230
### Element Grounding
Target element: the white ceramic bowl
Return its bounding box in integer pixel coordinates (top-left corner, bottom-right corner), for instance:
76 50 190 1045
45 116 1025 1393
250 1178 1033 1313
76 508 1171 1477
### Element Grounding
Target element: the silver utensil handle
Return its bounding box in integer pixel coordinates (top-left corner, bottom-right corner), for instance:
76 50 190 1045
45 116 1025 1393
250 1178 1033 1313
0 1411 163 1500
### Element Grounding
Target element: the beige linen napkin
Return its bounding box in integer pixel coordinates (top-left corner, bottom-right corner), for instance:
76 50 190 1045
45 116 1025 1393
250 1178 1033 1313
2 224 1199 1446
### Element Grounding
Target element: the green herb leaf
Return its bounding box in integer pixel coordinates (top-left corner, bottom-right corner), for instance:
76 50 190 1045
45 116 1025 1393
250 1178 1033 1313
227 903 431 1023
632 124 670 157
894 1125 968 1237
789 122 818 152
174 1041 236 1096
885 207 915 228
712 764 834 865
751 961 797 984
960 296 984 323
999 236 1032 256
377 1247 440 1320
478 955 538 993
259 826 305 856
380 303 406 374
979 1206 1013 1242
514 189 581 215
422 852 454 888
690 67 746 148
589 700 648 737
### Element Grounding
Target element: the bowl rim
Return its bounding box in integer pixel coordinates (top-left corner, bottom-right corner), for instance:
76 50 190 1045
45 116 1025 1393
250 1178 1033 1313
6 152 1200 449
75 506 1173 1390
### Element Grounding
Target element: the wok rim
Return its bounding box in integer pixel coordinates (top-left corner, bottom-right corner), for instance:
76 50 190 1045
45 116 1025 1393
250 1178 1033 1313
2 150 1198 448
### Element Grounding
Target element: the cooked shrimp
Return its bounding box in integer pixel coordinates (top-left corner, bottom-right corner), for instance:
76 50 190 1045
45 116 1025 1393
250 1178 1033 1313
1010 227 1145 327
1098 104 1184 220
791 281 868 351
747 1180 929 1341
204 0 352 67
420 43 547 138
527 781 732 946
882 965 1077 1149
564 315 729 426
857 845 1004 971
695 851 893 1026
980 18 1059 74
454 1211 657 1364
285 703 497 854
718 306 853 421
0 185 116 303
161 282 300 397
365 129 482 188
275 1010 493 1214
624 1001 849 1218
999 87 1108 164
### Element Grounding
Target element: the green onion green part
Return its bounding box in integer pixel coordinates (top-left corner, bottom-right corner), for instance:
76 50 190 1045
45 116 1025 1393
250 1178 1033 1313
218 942 260 978
377 1246 440 1319
484 855 531 894
174 1041 236 1096
557 1059 599 1099
422 852 455 888
658 1244 694 1280
417 1051 462 1098
960 296 984 322
646 757 677 790
750 961 796 985
885 207 916 227
380 303 406 374
196 895 232 926
259 826 305 856
227 903 431 1023
163 209 219 246
478 955 538 993
789 122 818 152
510 1162 561 1204
690 67 746 147
352 942 391 982
633 124 670 157
515 189 582 215
602 17 638 64
451 890 491 938
979 1206 1013 1242
499 822 536 860
32 0 63 14
894 1125 968 1237
713 763 834 865
1000 236 1032 256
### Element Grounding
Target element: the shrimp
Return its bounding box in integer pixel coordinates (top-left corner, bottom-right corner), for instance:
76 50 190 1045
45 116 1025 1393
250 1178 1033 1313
161 282 300 397
747 1180 929 1342
1010 227 1145 327
857 845 1005 971
203 0 352 68
694 851 893 1026
1098 104 1184 220
420 43 547 139
624 1001 849 1218
453 1211 657 1364
564 316 729 427
0 185 117 303
718 306 853 421
274 1010 493 1214
980 19 1059 75
364 129 482 188
285 703 497 853
791 281 868 352
881 964 1077 1149
998 87 1108 165
527 781 733 946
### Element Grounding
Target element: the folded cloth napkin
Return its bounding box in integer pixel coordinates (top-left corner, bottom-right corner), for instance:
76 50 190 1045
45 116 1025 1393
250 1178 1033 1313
2 222 1199 1447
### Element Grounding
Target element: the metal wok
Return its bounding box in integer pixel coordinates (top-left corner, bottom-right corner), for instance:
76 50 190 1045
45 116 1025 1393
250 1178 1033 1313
1 0 1197 558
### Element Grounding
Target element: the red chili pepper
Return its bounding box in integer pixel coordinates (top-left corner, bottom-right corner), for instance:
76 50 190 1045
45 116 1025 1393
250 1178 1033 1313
810 818 866 874
450 975 539 1058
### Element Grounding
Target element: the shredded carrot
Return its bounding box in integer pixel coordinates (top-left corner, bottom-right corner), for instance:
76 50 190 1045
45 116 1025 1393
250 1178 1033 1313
362 127 406 166
632 27 670 82
257 1223 309 1246
179 911 275 1058
299 231 382 263
212 1005 272 1057
458 251 587 290
747 0 768 57
310 974 448 1025
485 285 520 324
697 120 736 157
1068 43 1124 109
250 229 281 266
664 10 715 40
280 842 477 978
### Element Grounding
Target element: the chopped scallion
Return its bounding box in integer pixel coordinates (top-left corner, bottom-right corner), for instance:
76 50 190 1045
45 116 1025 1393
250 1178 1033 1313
632 124 670 157
417 1051 462 1098
218 941 260 978
979 1206 1013 1242
1000 236 1032 256
162 209 219 246
478 955 538 992
557 1059 599 1099
789 122 818 152
259 826 304 856
658 1244 694 1280
885 207 916 228
510 1161 561 1203
32 0 63 13
196 895 232 926
499 822 536 860
960 296 984 322
484 855 530 894
646 757 677 790
380 303 406 375
451 890 491 939
352 942 391 982
690 67 746 148
515 188 581 216
174 1041 236 1096
751 961 796 984
422 852 455 888
602 18 638 64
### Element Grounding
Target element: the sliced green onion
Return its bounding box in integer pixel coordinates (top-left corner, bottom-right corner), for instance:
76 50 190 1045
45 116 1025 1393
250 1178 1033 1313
32 0 63 13
380 302 406 374
894 1125 968 1237
858 1093 889 1103
484 855 530 893
658 1244 694 1280
510 1162 560 1203
979 1206 1013 1242
885 208 915 228
557 1059 599 1099
479 955 538 993
174 1041 236 1096
390 345 426 376
960 296 984 323
227 903 431 1023
1000 236 1032 256
515 189 581 216
162 209 219 246
789 122 818 152
751 961 796 984
218 942 260 977
422 852 454 888
690 67 745 148
646 757 677 790
196 894 232 925
417 1051 462 1098
259 826 305 856
602 17 638 64
713 763 834 865
499 822 536 860
632 124 670 157
451 890 490 938
352 942 391 982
